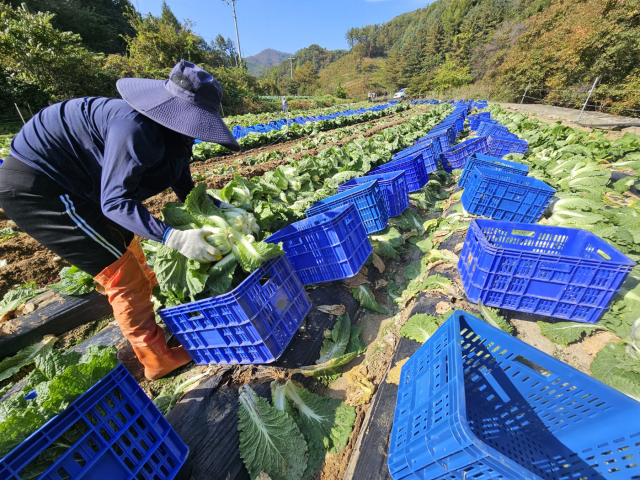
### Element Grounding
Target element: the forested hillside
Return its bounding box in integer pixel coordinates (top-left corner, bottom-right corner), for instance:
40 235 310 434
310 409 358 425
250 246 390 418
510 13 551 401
276 0 640 114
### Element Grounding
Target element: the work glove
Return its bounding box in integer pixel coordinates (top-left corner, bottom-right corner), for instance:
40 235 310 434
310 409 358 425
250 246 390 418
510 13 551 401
163 228 222 263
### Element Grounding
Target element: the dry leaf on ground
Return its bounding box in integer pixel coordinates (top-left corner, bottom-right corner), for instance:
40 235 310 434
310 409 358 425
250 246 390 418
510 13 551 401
317 304 346 316
374 279 388 289
454 242 464 253
342 271 370 289
372 253 385 273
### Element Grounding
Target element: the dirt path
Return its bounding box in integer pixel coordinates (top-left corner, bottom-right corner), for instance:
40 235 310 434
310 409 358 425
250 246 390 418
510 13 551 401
496 102 640 138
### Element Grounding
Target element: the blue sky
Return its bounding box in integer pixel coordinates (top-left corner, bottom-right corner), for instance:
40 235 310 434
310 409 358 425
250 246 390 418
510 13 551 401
131 0 426 58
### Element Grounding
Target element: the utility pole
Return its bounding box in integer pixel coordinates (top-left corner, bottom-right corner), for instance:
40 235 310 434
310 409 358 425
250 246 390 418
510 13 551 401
288 57 295 79
223 0 242 66
578 77 599 123
520 81 531 105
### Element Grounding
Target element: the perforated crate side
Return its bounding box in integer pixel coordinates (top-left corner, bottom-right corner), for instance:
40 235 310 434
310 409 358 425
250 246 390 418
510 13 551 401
468 112 491 131
417 127 455 152
306 180 389 234
389 310 640 480
458 153 529 188
477 122 509 138
394 143 439 174
460 167 554 224
370 155 429 193
458 219 636 323
440 137 489 173
159 255 311 364
0 364 188 480
265 204 373 284
487 135 529 157
338 171 409 217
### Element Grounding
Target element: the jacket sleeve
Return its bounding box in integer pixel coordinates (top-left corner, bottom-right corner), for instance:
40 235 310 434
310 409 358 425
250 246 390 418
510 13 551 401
100 118 170 242
172 159 195 203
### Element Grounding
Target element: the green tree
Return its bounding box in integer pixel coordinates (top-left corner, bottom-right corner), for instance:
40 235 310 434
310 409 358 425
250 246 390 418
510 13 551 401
160 1 181 31
334 82 348 99
429 59 472 93
0 3 111 102
7 0 134 54
104 9 209 79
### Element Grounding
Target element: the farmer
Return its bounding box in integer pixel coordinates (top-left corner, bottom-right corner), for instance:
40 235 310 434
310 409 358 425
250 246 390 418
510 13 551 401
0 60 240 380
281 96 288 113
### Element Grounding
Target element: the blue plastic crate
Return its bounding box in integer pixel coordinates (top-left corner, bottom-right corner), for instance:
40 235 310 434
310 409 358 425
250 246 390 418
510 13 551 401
477 121 508 138
307 180 389 234
488 135 529 157
439 116 464 134
389 310 640 480
458 153 529 188
265 204 372 285
370 155 429 193
440 137 489 172
158 255 311 365
416 127 456 153
461 167 555 223
458 219 636 323
339 171 409 217
393 142 438 174
0 364 188 480
468 112 491 130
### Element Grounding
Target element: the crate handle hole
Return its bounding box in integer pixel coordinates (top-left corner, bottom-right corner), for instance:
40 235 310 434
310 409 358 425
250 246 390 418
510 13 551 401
512 229 535 237
597 249 612 261
188 311 203 318
73 452 86 467
57 467 71 480
514 355 552 377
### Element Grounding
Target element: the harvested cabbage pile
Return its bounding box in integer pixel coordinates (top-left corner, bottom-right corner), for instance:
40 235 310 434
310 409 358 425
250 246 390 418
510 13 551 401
144 183 284 307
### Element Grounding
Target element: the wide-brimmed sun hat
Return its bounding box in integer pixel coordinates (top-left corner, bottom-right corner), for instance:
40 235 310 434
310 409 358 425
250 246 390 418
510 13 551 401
116 60 240 151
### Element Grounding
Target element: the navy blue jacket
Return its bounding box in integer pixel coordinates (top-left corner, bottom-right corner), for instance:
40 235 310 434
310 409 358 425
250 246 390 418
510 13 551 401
10 97 194 242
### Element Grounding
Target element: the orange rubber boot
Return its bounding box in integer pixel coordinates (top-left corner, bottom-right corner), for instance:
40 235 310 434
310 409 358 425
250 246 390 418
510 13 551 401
127 237 158 288
94 250 192 380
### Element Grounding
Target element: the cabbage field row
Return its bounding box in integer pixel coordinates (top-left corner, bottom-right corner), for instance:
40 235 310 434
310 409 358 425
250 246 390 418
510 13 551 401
224 101 373 127
192 102 411 160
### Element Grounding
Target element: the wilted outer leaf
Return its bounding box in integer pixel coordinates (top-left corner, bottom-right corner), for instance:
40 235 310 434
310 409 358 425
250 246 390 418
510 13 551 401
283 380 356 454
400 314 441 343
317 314 351 364
591 343 640 401
293 352 358 378
478 300 514 335
351 285 386 314
538 321 604 347
0 336 56 382
424 249 459 264
238 386 308 480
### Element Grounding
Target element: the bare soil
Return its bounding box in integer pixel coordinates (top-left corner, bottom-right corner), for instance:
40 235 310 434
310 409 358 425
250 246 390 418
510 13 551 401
0 230 67 298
